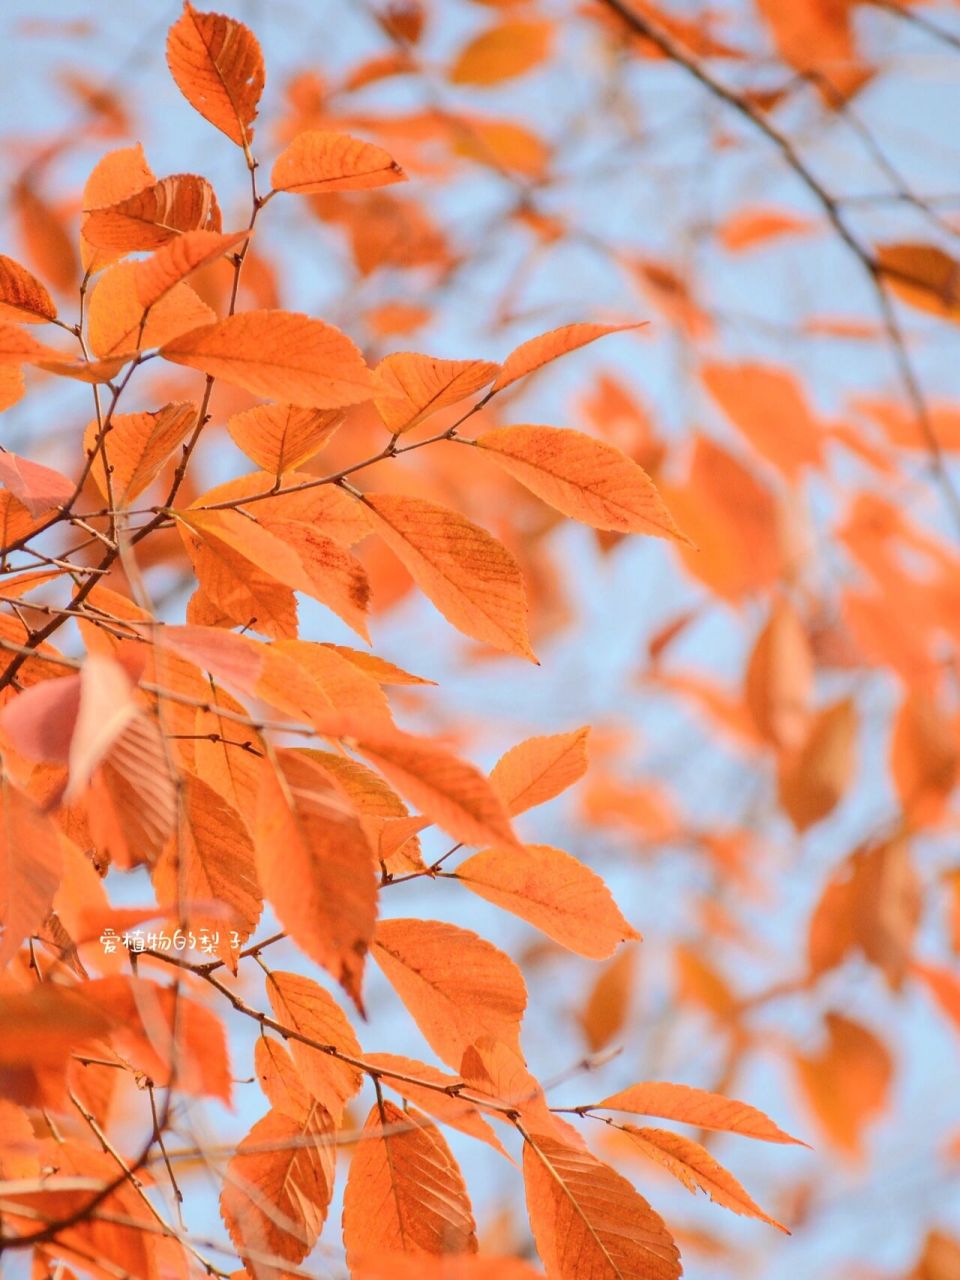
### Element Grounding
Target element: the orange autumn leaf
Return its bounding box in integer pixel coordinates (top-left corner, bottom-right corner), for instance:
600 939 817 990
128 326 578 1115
254 1036 315 1124
0 452 73 517
621 1126 788 1231
489 726 590 816
702 361 823 479
718 206 816 253
598 1081 806 1145
457 844 640 959
134 227 252 309
265 970 364 1123
476 425 689 540
362 1052 509 1157
374 352 499 435
226 403 343 473
152 772 262 967
523 1132 681 1280
0 253 57 324
166 2 265 148
743 596 814 752
84 402 198 503
877 242 960 324
160 309 378 407
87 259 215 357
578 945 637 1052
0 777 63 968
219 1106 334 1270
272 130 406 193
363 492 536 661
890 690 958 824
778 698 859 832
372 917 527 1068
255 752 378 1011
353 726 519 851
80 143 157 272
342 1102 478 1264
492 322 647 393
793 1012 891 1158
352 1256 542 1280
83 173 222 252
450 20 552 86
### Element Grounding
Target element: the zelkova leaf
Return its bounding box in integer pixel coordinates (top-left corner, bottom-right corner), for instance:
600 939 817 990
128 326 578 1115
83 174 222 252
476 425 689 541
166 2 265 148
271 130 406 194
372 918 527 1068
88 259 215 357
373 353 500 435
523 1133 681 1280
492 322 647 392
877 242 960 324
254 1036 315 1124
450 20 553 86
0 452 73 517
219 1107 335 1273
152 773 262 969
266 971 364 1123
227 403 343 473
256 753 378 1011
0 253 57 323
353 728 520 851
457 844 640 960
362 1053 510 1157
342 1102 478 1264
134 227 251 308
0 778 63 969
620 1126 788 1232
363 492 536 661
701 361 823 479
597 1081 806 1145
80 143 156 273
490 727 591 816
84 402 197 503
160 310 379 407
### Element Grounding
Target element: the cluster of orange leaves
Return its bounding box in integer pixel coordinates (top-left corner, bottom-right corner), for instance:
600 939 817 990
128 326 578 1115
0 6 840 1280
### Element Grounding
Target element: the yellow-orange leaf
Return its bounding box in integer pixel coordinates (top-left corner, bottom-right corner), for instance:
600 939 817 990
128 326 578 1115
489 726 590 816
83 174 222 252
702 361 823 479
84 402 197 503
272 130 406 194
457 843 639 959
274 641 391 726
372 918 526 1068
166 2 265 148
622 1126 788 1231
266 970 363 1123
352 1259 541 1280
342 1102 477 1264
492 322 646 392
0 778 63 968
793 1012 891 1157
523 1133 681 1280
227 403 343 473
0 254 56 323
219 1107 334 1269
598 1081 806 1145
477 424 688 540
578 946 636 1053
321 645 435 687
134 227 251 309
363 492 536 660
450 20 552 86
88 259 215 357
890 690 958 824
256 753 377 1010
374 353 499 435
81 144 156 273
161 309 378 407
